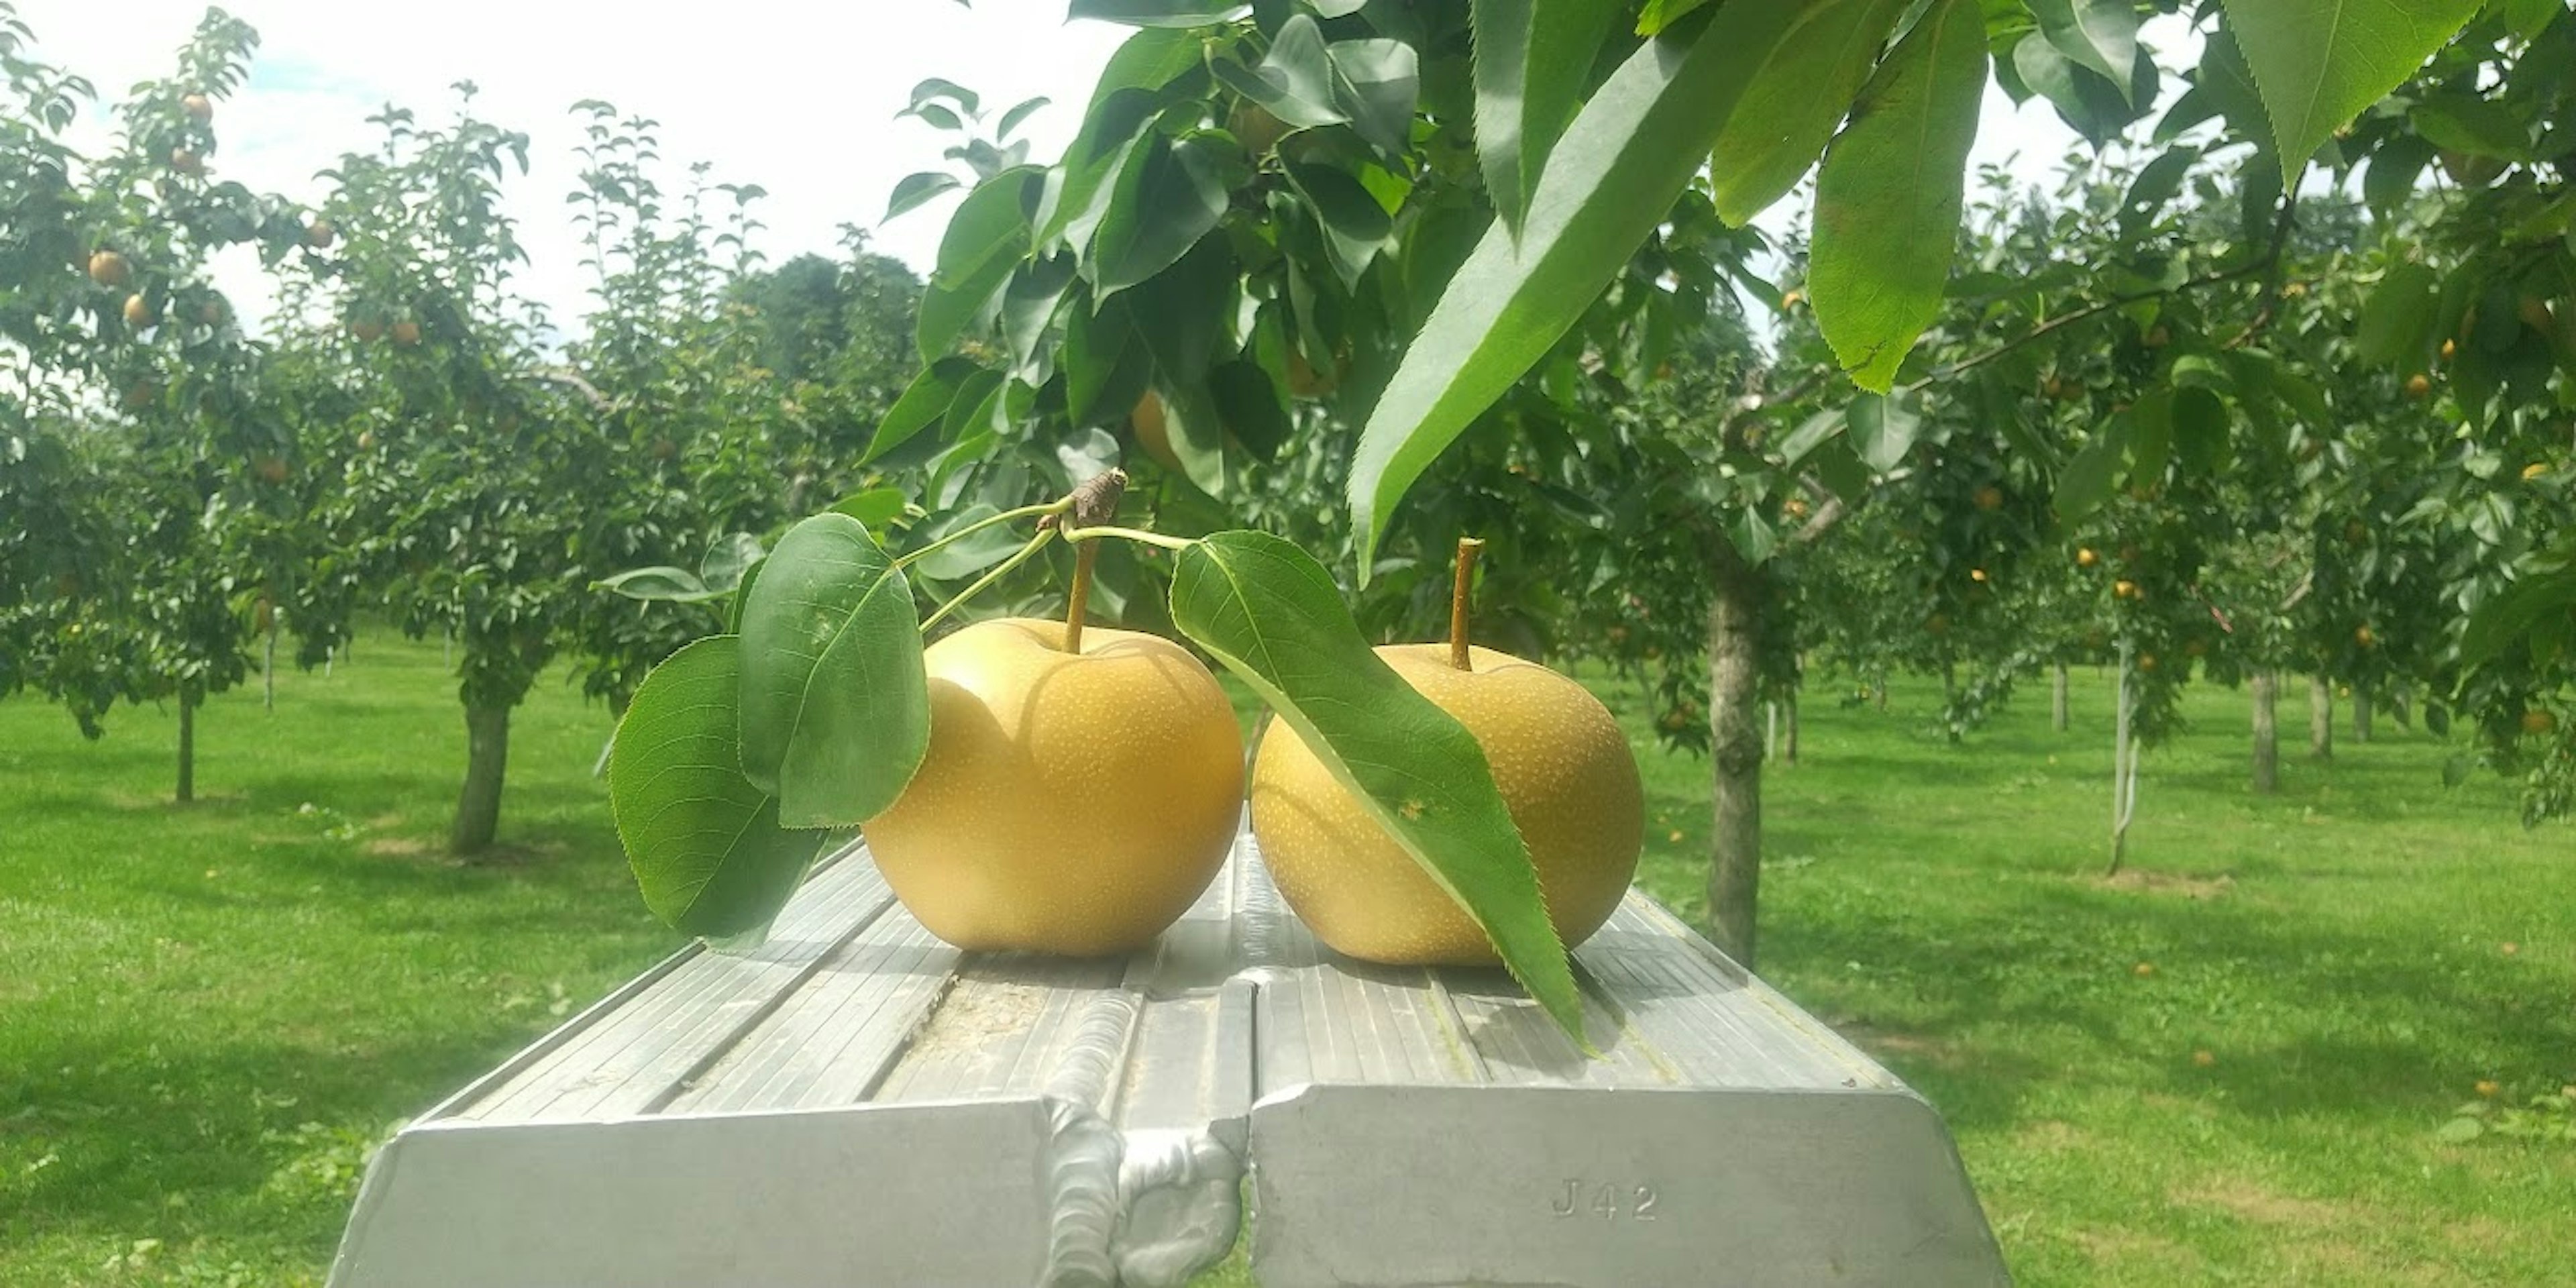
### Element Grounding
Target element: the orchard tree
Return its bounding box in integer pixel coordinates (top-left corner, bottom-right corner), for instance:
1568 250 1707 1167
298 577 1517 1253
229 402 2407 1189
303 89 594 855
1 7 321 799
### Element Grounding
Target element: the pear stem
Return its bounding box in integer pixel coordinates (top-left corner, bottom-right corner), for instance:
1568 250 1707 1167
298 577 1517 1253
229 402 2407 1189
1450 537 1484 672
1055 469 1126 655
1059 524 1194 552
1064 544 1098 654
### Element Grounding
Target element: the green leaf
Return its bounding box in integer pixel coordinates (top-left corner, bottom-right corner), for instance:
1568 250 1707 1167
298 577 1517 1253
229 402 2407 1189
1167 531 1587 1047
1845 391 1920 472
1212 13 1347 128
2054 421 2129 525
830 487 911 531
1470 0 1621 233
2358 261 2439 365
2218 0 2481 166
595 566 724 604
1284 161 1393 287
1151 375 1232 494
904 77 982 118
1774 409 1845 466
2118 144 2200 239
1068 0 1247 24
2012 35 2130 144
2410 95 2534 162
885 171 962 221
1705 0 1909 227
867 357 985 463
2171 386 2230 475
736 515 932 828
2124 392 2173 485
2461 570 2576 669
1348 3 1809 572
1326 38 1421 154
918 170 1037 360
1809 0 1986 390
2030 0 2141 105
1210 358 1293 459
1091 133 1234 294
610 636 826 942
1065 298 1156 427
1635 0 1713 36
700 533 765 592
2363 135 2434 213
996 95 1052 140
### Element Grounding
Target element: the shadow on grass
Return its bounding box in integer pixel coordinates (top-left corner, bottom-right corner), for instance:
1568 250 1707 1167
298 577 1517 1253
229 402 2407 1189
1773 877 2571 1136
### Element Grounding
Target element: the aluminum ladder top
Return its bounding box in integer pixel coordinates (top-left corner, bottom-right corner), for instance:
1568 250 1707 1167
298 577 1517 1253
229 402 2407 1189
327 825 2008 1288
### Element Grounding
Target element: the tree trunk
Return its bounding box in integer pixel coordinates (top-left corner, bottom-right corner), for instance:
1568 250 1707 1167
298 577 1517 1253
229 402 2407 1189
1782 691 1800 766
1765 700 1778 761
2051 662 2070 732
264 622 278 711
451 702 511 855
1941 657 1957 704
2107 643 2139 876
2353 688 2373 744
176 685 199 804
1705 542 1765 969
2251 671 2279 795
1872 676 1888 711
2309 675 2334 761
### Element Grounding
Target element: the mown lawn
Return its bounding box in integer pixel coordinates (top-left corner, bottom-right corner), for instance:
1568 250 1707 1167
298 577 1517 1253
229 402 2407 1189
2 632 2570 1285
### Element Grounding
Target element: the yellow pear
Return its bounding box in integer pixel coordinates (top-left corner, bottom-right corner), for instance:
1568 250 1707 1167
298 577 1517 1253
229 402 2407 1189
1251 643 1643 966
867 617 1243 956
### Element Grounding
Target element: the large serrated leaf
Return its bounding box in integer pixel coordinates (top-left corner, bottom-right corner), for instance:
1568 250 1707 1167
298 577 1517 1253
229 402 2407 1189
1470 0 1621 233
610 636 827 942
1167 530 1588 1047
1346 3 1807 573
2218 0 2481 166
1809 0 1986 391
1705 0 1909 227
737 514 931 828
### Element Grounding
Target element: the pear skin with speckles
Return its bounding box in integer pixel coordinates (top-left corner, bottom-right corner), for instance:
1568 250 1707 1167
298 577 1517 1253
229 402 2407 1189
1250 644 1644 966
865 618 1243 956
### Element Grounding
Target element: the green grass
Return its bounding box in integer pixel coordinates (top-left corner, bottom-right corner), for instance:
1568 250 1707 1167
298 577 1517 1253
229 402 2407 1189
0 632 666 1286
2 637 2571 1284
1611 668 2576 1286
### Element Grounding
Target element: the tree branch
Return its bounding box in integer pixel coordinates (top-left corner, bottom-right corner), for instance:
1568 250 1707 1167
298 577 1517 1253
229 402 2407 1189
1903 201 2298 394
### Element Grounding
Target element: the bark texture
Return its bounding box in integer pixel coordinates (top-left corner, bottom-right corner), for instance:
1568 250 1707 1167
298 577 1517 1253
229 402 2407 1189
2251 671 2279 794
1705 541 1764 969
176 686 199 804
2353 688 2373 744
452 702 512 855
2309 675 2334 760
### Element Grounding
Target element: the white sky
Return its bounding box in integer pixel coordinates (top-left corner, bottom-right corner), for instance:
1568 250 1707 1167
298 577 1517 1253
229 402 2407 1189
20 1 2187 339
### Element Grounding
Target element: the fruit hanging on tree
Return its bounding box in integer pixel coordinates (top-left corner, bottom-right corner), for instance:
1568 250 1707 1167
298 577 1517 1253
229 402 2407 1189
1250 539 1644 965
87 250 130 287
